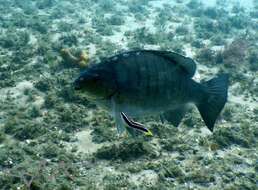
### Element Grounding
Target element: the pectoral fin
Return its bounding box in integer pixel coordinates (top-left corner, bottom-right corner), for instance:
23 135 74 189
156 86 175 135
161 107 188 127
115 113 126 134
111 98 126 135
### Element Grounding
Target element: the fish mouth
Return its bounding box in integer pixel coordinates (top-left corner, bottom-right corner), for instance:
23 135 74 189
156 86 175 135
73 82 117 101
74 85 81 90
77 90 117 102
74 79 83 90
94 90 117 101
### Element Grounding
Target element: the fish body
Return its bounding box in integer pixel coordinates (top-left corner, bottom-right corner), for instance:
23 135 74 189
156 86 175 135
106 51 197 116
74 50 229 134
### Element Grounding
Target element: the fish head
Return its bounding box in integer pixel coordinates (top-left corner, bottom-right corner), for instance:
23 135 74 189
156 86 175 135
74 64 116 100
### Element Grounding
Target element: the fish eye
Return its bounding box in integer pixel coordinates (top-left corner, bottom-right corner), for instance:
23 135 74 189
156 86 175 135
91 73 100 80
93 76 100 82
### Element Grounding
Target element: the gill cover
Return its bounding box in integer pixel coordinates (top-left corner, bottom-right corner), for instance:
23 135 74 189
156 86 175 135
74 63 117 100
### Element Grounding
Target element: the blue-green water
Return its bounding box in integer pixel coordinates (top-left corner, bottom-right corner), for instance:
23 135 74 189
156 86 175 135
0 0 257 189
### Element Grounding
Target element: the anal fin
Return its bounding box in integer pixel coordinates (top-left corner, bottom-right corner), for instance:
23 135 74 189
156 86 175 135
161 107 188 127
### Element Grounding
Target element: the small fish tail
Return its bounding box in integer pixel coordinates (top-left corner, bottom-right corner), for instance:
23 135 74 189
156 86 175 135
196 74 229 132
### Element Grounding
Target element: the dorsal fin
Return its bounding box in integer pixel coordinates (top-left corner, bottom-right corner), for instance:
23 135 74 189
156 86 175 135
144 50 197 78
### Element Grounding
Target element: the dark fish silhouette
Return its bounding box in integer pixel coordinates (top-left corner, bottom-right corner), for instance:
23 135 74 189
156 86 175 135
74 50 229 136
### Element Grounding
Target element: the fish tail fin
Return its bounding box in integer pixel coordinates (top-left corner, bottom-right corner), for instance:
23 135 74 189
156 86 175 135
196 74 229 132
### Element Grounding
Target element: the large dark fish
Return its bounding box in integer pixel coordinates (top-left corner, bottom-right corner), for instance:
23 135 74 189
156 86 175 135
74 50 229 135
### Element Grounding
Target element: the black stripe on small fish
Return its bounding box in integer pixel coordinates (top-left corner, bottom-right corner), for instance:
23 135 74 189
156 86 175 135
120 112 148 133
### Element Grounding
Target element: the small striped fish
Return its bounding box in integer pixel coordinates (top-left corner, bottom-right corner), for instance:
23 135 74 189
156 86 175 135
74 50 229 136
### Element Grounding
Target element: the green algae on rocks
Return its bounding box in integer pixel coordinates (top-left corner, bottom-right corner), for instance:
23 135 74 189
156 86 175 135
0 0 257 189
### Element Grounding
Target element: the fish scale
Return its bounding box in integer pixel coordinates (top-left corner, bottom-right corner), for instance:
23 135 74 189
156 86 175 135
152 54 161 101
74 50 229 132
120 53 178 108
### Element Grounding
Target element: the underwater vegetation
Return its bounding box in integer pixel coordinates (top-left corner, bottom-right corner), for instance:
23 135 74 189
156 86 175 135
0 0 257 189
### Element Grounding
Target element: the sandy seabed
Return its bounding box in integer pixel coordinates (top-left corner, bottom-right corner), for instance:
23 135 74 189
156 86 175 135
0 0 257 189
